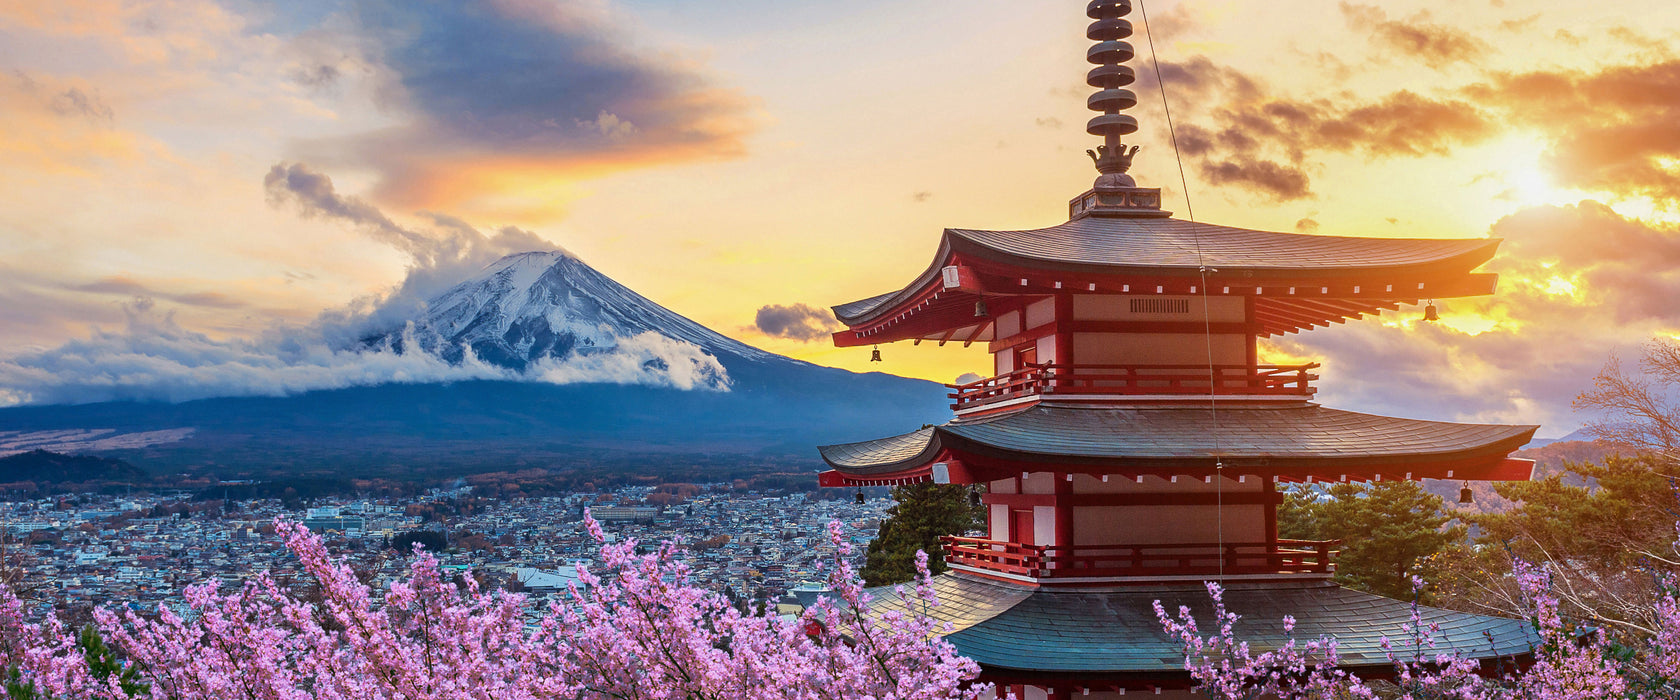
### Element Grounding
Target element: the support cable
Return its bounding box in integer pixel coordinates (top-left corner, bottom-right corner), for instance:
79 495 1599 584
1139 0 1226 579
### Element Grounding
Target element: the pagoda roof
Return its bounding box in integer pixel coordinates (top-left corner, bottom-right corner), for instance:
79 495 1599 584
818 403 1537 483
832 217 1502 343
866 574 1538 677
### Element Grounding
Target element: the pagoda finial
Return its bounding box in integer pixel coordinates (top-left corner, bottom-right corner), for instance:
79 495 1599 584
1085 0 1139 185
1068 0 1165 218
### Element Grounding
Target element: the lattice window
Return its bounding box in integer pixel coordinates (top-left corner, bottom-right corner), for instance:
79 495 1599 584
1128 298 1191 314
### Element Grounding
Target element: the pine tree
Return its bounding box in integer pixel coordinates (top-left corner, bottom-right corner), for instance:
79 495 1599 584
78 624 148 698
1282 481 1462 600
861 483 983 587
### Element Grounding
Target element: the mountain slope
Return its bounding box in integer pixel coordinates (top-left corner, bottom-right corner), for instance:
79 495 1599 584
0 251 951 474
375 251 776 374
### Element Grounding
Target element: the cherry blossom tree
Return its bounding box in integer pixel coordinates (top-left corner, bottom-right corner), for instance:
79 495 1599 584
1158 561 1680 699
0 513 983 700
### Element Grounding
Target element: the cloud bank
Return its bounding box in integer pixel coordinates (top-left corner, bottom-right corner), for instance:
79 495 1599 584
0 164 732 406
0 308 726 406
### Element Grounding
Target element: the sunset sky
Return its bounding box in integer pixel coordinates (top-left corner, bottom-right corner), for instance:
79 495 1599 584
3 0 1680 436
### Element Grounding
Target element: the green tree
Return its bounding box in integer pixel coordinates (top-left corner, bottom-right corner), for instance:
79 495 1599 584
1282 481 1463 600
861 483 983 587
2 626 148 699
1433 455 1680 635
79 624 147 698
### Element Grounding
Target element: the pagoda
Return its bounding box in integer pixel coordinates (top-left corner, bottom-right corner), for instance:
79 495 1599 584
814 1 1541 696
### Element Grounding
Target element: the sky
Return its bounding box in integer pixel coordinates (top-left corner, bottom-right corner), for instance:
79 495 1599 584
2 0 1679 436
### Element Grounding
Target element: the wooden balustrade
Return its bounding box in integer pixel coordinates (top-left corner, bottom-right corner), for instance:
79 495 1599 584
942 536 1338 579
946 363 1319 410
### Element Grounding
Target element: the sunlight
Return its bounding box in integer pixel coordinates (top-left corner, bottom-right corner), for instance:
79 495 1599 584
1382 308 1504 336
1508 167 1556 208
1437 314 1502 336
1541 275 1579 298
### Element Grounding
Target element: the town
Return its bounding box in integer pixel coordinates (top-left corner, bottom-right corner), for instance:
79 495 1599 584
0 484 890 623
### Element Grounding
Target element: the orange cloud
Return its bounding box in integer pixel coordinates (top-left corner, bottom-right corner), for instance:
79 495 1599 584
294 1 761 212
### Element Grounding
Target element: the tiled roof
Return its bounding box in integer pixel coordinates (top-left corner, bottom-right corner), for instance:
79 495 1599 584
818 426 940 472
832 292 898 324
833 218 1500 323
866 574 1539 674
817 404 1536 473
949 218 1498 273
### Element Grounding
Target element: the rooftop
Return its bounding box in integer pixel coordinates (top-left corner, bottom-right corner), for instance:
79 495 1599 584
866 574 1539 679
818 402 1537 484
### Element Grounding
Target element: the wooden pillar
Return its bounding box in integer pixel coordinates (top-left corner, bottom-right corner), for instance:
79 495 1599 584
1054 473 1074 548
1244 295 1258 370
1263 475 1278 546
1054 292 1074 366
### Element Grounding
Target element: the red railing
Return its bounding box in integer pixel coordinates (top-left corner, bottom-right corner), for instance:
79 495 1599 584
941 536 1338 579
946 363 1319 410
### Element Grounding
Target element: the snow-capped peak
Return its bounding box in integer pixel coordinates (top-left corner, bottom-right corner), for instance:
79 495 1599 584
371 250 777 376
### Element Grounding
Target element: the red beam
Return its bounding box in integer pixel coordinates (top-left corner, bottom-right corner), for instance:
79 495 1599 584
982 491 1282 507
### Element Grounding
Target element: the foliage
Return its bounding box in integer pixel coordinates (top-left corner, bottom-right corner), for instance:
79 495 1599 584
0 513 982 700
75 625 146 698
1432 454 1680 635
1576 337 1680 463
861 483 984 587
1278 481 1463 600
387 529 449 556
1422 336 1680 635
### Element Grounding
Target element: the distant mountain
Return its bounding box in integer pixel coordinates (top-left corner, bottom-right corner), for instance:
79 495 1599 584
1521 427 1595 450
370 250 776 375
0 251 950 476
0 449 147 485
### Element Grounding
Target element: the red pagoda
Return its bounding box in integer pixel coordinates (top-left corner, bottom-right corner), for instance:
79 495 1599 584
815 1 1541 696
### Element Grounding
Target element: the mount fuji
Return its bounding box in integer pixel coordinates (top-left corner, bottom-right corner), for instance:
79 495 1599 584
0 252 949 476
369 250 771 386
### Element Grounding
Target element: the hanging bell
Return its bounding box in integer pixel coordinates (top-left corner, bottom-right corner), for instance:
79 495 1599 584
870 346 882 362
1459 480 1473 504
969 489 982 507
855 488 866 505
1423 302 1440 322
974 299 989 318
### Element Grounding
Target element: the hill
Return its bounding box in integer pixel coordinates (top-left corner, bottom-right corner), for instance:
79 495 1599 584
0 449 148 488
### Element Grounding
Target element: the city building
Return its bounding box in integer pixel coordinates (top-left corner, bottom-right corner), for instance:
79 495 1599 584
814 1 1542 696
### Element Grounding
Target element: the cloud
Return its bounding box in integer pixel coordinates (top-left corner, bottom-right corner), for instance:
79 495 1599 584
1499 14 1541 33
1278 200 1680 434
1140 58 1495 201
1146 31 1680 204
299 0 760 208
753 304 840 342
1137 56 1262 104
69 277 246 309
48 87 115 123
0 306 726 406
1463 61 1680 204
0 164 734 406
1339 3 1489 66
1200 157 1312 201
1294 217 1320 233
264 161 558 343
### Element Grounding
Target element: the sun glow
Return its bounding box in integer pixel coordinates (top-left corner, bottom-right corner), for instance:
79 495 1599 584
1383 306 1504 336
1436 314 1502 336
1541 275 1580 298
1508 168 1557 208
